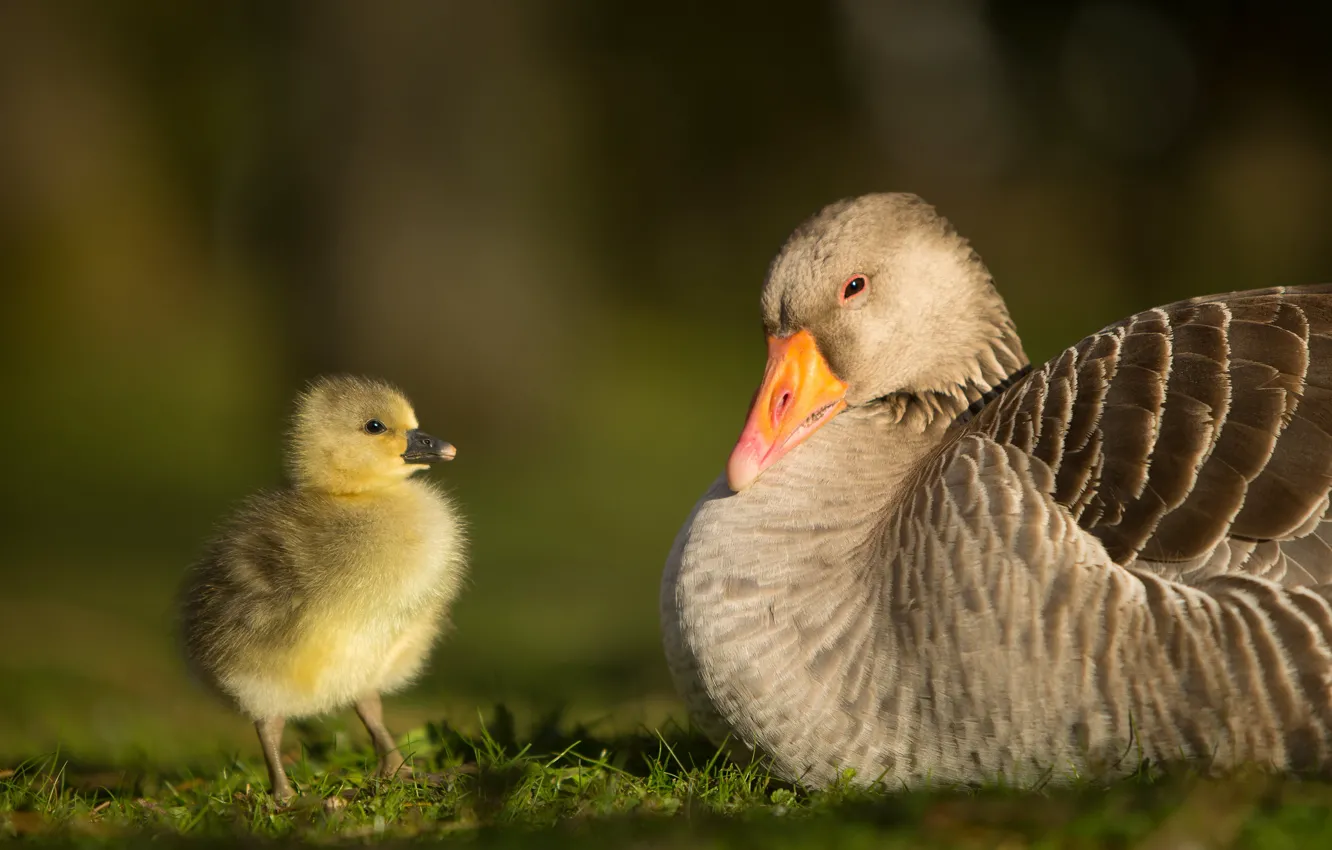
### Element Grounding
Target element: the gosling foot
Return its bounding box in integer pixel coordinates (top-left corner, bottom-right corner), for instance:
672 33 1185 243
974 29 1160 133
377 749 411 780
355 692 412 782
254 716 296 803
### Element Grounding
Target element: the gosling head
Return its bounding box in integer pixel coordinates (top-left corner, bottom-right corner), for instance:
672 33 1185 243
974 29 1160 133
287 375 456 494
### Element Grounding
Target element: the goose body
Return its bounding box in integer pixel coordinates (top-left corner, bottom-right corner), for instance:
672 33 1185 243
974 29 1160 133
662 194 1332 787
181 375 466 800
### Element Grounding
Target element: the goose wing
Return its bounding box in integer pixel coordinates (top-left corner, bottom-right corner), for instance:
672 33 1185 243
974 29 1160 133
962 284 1332 586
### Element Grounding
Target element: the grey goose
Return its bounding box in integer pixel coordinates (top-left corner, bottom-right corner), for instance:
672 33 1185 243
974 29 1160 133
662 193 1332 788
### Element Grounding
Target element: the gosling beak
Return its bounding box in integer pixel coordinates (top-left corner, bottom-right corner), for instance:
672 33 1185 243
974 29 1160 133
726 329 848 492
402 429 457 464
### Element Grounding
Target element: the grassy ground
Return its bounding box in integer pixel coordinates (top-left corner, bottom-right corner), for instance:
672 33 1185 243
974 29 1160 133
6 312 1331 847
5 708 1332 848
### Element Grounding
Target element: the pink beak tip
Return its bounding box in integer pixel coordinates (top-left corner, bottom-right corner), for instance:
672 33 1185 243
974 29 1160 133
725 444 763 493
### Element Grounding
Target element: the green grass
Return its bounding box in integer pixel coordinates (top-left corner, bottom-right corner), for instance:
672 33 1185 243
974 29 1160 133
5 708 1332 848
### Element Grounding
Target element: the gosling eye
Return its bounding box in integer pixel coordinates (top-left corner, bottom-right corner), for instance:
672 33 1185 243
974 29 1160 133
840 274 868 304
364 419 387 435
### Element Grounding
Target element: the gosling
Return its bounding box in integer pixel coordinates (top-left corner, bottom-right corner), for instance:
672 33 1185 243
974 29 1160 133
180 375 466 802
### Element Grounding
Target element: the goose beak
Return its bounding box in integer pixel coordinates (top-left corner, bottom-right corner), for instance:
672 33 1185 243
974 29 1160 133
403 429 457 464
726 329 848 492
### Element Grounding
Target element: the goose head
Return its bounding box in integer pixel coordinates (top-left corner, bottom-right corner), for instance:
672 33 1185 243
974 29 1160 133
288 375 456 494
726 193 1026 492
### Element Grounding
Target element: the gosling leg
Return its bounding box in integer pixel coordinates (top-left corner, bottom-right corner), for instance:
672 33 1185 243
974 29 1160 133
354 693 408 778
254 716 295 802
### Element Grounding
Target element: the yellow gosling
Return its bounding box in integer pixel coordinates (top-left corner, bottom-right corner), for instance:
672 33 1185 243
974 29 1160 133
179 375 466 801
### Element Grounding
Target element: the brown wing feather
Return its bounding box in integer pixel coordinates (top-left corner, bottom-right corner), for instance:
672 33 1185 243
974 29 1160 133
966 284 1332 585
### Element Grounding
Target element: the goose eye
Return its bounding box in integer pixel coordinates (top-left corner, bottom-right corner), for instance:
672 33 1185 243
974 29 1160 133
364 419 386 435
840 275 868 303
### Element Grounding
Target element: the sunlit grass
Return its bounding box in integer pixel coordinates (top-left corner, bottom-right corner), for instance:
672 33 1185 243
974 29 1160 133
5 708 1332 847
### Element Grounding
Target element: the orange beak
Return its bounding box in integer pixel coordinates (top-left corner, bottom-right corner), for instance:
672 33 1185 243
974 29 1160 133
726 329 849 492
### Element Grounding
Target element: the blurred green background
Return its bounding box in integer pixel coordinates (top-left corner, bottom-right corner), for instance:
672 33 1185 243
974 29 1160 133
2 1 1331 764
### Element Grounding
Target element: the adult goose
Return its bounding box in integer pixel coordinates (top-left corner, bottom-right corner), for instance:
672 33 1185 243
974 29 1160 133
661 192 1332 788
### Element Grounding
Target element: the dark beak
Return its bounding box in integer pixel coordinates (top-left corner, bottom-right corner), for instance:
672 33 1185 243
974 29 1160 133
402 429 456 464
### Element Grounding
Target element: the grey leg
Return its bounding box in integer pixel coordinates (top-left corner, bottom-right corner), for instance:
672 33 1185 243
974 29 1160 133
354 693 408 778
254 716 295 802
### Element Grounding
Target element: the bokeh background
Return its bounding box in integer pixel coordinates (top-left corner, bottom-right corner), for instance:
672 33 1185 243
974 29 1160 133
3 0 1332 763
